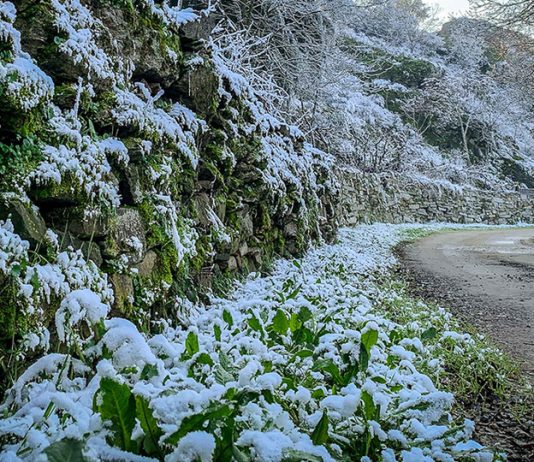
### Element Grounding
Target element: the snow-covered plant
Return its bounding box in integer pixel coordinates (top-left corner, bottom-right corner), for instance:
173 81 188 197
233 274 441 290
29 88 129 208
0 2 54 111
112 83 203 167
51 0 121 82
209 27 334 211
0 223 509 461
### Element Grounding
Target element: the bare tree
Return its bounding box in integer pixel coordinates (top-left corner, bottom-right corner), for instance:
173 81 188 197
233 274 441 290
471 0 534 30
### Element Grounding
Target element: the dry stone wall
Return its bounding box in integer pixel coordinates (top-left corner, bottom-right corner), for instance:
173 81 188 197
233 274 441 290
336 170 534 226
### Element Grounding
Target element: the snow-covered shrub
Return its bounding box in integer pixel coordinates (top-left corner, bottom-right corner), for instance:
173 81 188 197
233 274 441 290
0 2 54 111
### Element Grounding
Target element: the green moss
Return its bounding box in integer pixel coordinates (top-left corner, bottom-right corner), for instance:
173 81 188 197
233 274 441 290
0 276 25 343
156 245 179 286
138 200 168 249
0 136 43 191
190 235 212 273
31 172 87 205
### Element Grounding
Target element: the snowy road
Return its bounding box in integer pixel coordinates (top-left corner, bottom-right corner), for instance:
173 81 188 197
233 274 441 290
402 228 534 377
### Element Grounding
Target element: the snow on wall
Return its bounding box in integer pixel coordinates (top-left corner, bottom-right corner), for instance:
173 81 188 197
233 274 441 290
337 169 534 226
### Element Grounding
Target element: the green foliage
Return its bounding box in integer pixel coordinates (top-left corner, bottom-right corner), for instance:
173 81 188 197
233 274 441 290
377 279 521 402
95 378 136 452
165 403 233 446
271 309 289 335
359 328 378 371
44 439 86 462
311 410 329 445
0 137 42 190
183 331 199 359
135 396 164 458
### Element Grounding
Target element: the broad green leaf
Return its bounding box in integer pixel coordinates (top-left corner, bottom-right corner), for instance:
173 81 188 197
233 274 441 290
223 310 233 327
282 376 296 390
140 363 159 380
361 390 377 421
215 415 236 461
359 345 370 372
313 359 342 385
197 352 214 366
232 446 250 462
10 263 21 278
135 395 163 457
272 309 289 335
361 329 379 354
289 313 302 332
214 324 221 342
311 410 329 445
262 360 273 373
215 365 234 384
286 284 302 300
292 327 316 346
298 306 313 323
44 438 86 462
97 378 136 452
215 352 237 384
248 316 263 332
294 349 314 359
421 327 438 341
166 404 232 445
185 331 199 358
283 449 323 462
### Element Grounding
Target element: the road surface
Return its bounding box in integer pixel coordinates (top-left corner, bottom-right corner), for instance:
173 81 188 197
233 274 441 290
402 227 534 376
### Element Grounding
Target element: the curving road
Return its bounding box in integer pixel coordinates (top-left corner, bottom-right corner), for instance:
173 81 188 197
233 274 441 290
402 227 534 376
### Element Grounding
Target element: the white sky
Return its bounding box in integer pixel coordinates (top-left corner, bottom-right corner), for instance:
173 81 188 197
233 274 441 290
426 0 470 20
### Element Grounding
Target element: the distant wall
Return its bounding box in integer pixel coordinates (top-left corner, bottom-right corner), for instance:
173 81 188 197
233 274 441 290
336 170 534 226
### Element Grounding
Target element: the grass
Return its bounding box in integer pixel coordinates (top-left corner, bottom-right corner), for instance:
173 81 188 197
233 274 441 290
377 278 522 403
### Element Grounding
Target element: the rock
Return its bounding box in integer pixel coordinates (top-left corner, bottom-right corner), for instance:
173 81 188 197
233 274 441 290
182 65 220 115
216 200 227 222
122 164 144 205
239 210 254 238
104 208 146 263
199 266 214 290
227 256 238 271
59 232 104 267
194 193 214 227
96 5 181 90
65 209 109 239
239 242 249 256
110 273 134 313
0 199 47 244
215 253 230 263
284 221 299 238
134 250 158 278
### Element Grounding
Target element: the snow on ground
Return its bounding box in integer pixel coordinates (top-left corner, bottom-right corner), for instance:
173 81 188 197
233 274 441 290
0 223 517 461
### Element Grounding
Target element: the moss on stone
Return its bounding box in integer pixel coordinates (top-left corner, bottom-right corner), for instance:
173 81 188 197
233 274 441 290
30 173 88 205
0 136 43 191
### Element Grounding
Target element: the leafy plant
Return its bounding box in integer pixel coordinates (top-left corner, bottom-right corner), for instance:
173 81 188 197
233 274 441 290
95 379 136 452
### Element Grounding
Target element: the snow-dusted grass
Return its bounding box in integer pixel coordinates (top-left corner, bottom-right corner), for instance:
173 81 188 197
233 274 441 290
1 223 523 461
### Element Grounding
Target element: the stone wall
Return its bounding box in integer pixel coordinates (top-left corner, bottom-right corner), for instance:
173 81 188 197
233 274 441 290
336 170 534 226
0 0 334 345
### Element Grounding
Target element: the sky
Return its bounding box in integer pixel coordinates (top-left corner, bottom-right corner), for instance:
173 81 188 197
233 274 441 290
426 0 470 20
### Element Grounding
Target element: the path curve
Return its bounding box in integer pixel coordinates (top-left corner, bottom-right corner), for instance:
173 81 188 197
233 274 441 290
401 228 534 376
